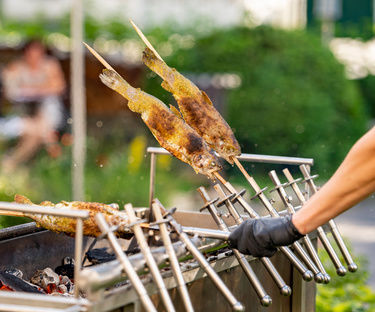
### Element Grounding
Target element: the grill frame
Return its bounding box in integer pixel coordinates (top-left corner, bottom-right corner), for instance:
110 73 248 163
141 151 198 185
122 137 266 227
0 149 317 312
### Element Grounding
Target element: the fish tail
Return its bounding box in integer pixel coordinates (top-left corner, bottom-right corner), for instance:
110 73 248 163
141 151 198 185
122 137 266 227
99 69 132 97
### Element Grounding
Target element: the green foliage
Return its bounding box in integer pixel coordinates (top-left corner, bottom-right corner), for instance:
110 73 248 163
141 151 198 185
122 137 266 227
151 26 368 176
317 243 375 311
0 138 199 228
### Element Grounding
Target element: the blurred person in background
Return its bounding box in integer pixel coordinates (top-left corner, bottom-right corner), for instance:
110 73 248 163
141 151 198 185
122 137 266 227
0 39 66 172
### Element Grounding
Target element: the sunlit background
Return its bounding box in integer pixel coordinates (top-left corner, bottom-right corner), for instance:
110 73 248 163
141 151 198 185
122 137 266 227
0 0 374 308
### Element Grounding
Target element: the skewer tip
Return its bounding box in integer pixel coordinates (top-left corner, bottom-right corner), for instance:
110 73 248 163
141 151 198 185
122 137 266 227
83 41 115 72
129 18 164 62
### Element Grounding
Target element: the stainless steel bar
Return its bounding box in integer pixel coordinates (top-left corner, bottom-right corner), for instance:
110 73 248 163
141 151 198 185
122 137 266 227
146 147 314 166
0 202 89 219
149 152 156 209
299 165 358 273
269 170 328 284
181 226 230 240
197 187 272 307
218 179 314 281
283 168 347 277
74 218 83 298
95 213 157 312
152 200 195 312
214 184 292 296
166 214 244 311
0 292 88 312
124 204 176 312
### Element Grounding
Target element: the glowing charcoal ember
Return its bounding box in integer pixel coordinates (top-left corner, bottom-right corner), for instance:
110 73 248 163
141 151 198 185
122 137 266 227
0 271 42 293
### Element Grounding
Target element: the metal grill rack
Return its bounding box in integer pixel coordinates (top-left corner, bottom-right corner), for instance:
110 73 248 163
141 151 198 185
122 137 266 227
0 147 356 312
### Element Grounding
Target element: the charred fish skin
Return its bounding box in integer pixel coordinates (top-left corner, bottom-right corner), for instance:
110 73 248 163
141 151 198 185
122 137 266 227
99 69 221 178
14 195 131 238
142 48 241 164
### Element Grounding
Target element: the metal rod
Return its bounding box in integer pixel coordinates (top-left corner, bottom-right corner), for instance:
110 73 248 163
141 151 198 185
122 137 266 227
71 0 86 201
283 168 346 277
95 213 157 312
181 226 230 240
149 152 156 209
213 184 292 296
152 201 194 312
0 202 89 219
74 218 83 298
146 147 314 166
269 170 329 284
197 187 272 307
299 165 358 273
124 204 176 312
213 172 313 281
232 159 322 282
166 214 244 311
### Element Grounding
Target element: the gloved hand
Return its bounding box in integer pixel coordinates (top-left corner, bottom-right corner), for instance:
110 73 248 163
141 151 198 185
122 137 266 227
228 215 303 257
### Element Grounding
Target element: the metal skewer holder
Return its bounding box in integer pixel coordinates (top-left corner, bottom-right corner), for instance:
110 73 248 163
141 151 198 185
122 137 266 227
147 147 319 311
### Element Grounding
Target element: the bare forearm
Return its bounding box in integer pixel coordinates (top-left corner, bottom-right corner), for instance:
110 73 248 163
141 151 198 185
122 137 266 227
293 127 375 234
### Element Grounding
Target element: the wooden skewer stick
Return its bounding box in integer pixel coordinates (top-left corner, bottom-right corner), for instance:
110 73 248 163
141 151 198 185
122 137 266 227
129 19 164 62
0 210 26 218
83 42 117 72
213 171 227 185
232 157 253 180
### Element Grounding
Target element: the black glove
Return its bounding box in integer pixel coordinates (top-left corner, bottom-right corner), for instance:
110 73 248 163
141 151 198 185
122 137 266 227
228 215 303 257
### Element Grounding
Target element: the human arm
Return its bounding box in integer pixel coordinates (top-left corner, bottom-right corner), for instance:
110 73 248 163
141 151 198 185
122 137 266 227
292 126 375 234
229 127 375 256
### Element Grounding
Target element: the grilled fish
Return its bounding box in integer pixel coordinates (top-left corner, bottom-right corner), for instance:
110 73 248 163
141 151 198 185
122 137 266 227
99 69 221 178
142 47 241 164
14 195 132 238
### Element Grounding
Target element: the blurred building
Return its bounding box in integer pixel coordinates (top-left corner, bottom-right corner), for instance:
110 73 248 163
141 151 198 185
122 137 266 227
0 0 243 28
0 0 307 29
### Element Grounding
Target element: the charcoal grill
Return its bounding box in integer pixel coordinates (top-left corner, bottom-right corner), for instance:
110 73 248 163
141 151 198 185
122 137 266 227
0 148 355 312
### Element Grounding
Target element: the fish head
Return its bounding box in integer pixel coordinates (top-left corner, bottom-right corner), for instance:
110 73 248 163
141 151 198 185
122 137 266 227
191 150 222 179
216 140 241 164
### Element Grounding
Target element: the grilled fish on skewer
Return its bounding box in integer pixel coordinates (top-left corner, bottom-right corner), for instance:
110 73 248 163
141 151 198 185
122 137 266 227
14 195 132 238
142 47 241 164
99 69 221 179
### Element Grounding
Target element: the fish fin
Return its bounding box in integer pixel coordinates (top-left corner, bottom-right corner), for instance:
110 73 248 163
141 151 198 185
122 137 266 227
169 105 183 119
14 194 33 205
40 201 54 206
161 80 174 93
201 91 213 106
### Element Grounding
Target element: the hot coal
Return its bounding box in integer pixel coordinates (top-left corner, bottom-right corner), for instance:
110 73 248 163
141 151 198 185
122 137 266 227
86 247 116 265
55 264 74 279
31 268 60 290
3 268 23 279
0 271 42 293
30 268 74 295
85 247 141 265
